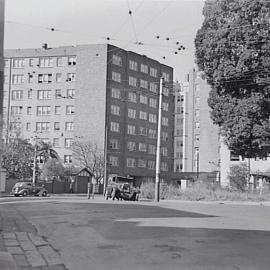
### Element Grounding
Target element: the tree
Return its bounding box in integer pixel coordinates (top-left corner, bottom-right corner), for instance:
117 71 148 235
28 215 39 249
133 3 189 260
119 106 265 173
228 162 249 191
40 159 65 181
195 0 270 158
72 140 104 182
2 138 35 179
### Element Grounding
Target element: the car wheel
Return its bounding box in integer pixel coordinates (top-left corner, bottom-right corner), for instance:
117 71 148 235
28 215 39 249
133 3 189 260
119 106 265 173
42 191 48 197
22 191 28 197
14 194 19 197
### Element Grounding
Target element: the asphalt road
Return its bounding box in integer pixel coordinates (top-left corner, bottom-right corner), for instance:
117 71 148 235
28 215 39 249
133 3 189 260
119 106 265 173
1 196 270 270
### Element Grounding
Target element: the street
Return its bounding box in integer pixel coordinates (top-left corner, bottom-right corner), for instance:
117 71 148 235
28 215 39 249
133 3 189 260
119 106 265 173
1 196 270 270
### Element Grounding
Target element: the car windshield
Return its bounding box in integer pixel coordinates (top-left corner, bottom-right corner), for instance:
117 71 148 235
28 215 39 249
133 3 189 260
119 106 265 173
14 183 25 187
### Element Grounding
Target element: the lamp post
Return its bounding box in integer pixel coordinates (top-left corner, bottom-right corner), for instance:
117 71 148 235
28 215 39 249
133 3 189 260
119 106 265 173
155 77 164 202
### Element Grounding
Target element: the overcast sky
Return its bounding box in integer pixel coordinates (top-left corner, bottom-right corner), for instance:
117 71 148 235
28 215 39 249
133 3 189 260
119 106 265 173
4 0 205 81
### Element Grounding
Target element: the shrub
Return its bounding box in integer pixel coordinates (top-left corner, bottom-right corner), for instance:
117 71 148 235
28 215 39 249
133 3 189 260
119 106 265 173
228 162 249 191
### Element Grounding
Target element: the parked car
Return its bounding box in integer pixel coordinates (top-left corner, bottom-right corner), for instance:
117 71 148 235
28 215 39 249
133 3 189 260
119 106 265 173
11 182 48 197
105 182 138 201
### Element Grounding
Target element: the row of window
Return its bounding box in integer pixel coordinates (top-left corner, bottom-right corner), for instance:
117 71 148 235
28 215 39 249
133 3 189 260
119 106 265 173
111 72 170 96
112 55 170 82
10 105 75 116
10 89 75 100
111 88 170 107
6 56 77 69
10 73 76 84
109 156 168 171
110 122 169 141
109 138 168 156
9 121 74 132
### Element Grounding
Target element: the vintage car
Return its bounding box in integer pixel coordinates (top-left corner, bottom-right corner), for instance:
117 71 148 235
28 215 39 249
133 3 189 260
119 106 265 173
11 182 48 197
105 182 138 201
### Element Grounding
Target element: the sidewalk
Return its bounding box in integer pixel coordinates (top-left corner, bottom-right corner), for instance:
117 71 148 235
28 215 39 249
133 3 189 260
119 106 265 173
0 205 68 270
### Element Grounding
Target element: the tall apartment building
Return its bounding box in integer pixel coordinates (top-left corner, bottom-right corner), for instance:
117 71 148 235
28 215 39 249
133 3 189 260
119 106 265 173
3 44 174 182
183 68 220 173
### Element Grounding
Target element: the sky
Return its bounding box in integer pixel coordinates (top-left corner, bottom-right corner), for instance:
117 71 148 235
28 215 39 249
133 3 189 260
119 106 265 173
4 0 205 81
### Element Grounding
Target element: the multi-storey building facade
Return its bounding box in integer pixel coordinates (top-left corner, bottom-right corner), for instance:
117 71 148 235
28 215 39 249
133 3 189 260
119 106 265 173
183 68 220 173
3 44 174 182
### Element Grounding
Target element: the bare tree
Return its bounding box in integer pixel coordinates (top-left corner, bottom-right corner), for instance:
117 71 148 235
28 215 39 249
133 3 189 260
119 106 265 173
72 140 104 182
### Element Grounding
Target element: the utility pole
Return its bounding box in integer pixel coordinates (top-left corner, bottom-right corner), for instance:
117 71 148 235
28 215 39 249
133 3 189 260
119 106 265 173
32 142 37 184
155 77 164 202
103 125 108 195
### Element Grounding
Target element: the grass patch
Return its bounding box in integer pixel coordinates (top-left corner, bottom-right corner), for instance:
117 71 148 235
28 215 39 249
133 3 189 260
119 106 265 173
140 181 270 201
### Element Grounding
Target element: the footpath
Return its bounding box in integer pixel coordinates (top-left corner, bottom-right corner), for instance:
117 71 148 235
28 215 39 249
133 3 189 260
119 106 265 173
0 204 68 270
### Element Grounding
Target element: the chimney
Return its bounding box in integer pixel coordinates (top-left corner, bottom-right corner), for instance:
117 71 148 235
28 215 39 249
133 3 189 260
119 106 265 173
42 43 48 50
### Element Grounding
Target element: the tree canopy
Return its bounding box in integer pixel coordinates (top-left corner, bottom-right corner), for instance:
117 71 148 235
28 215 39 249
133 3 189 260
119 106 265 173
195 0 270 158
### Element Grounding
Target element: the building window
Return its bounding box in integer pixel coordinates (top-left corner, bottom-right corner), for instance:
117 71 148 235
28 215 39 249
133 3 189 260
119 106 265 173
11 90 23 100
162 131 168 141
127 125 136 135
38 90 51 100
127 158 136 168
28 89 33 99
150 67 157 77
195 109 200 117
139 143 147 152
148 160 156 170
11 106 22 116
163 87 169 96
140 64 148 74
36 122 50 132
53 138 60 147
230 151 240 161
65 138 73 148
139 111 147 120
149 113 157 123
195 122 200 129
13 58 25 68
128 92 137 103
162 72 170 82
138 159 147 168
27 107 32 115
10 122 22 131
162 102 169 111
109 138 119 149
149 82 157 93
195 84 200 91
66 105 74 115
140 79 148 89
67 73 76 82
195 135 200 142
111 105 120 116
111 122 120 132
129 76 137 87
162 117 169 126
112 88 121 99
195 97 200 105
26 122 31 131
29 58 34 67
149 129 157 139
112 71 121 82
57 57 63 67
161 162 168 171
67 89 75 98
55 89 62 98
12 74 24 84
139 127 148 136
161 147 168 157
128 108 136 119
28 74 34 83
129 60 138 71
68 56 77 66
56 73 62 83
37 106 51 116
55 106 61 115
127 141 136 151
65 122 74 131
109 156 119 166
38 74 52 83
148 144 156 155
54 122 60 131
139 95 148 104
39 57 53 68
64 155 72 164
149 98 157 108
112 55 122 66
